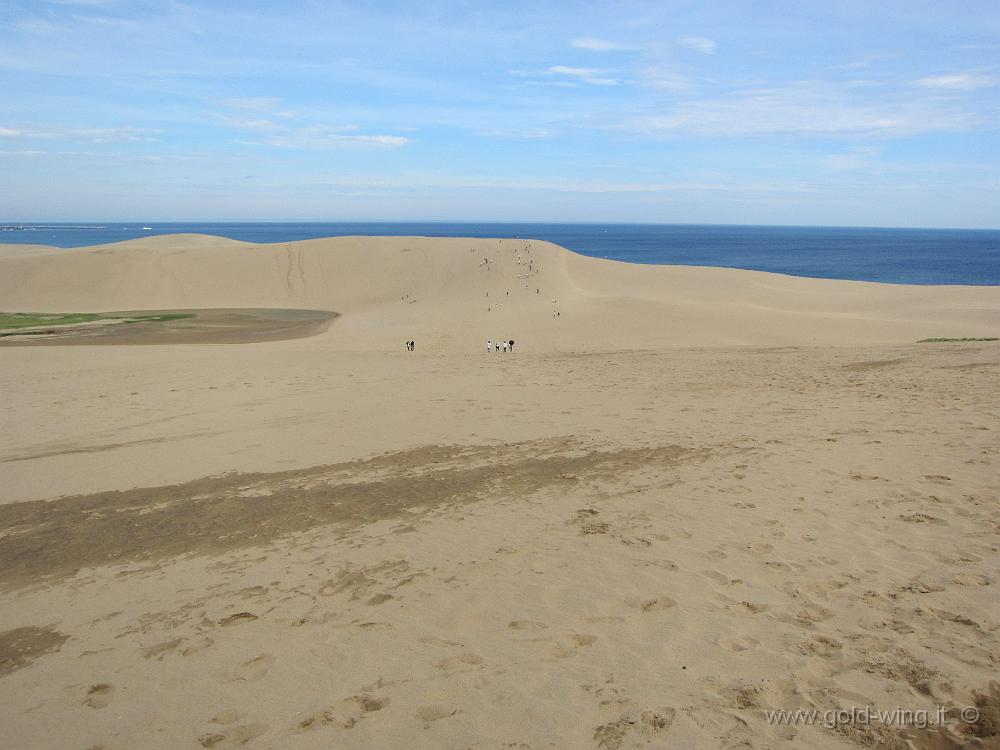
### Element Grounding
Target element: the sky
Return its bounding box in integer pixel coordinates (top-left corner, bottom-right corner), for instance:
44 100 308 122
1 0 998 227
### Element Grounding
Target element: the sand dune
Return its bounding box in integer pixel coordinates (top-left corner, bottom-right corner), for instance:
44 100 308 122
1 235 998 749
1 234 997 349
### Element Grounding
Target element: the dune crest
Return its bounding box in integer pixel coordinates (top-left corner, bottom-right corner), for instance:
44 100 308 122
1 234 996 350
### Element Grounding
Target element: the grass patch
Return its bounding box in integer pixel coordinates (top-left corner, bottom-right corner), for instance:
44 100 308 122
0 312 102 330
119 313 195 324
0 311 196 332
917 337 998 343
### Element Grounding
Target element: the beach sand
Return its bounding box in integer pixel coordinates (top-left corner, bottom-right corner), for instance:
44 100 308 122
1 235 998 749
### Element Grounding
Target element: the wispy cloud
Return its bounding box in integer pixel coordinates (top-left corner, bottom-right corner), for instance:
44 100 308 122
636 66 693 92
548 66 600 77
481 126 552 139
547 65 621 86
677 36 716 55
624 82 978 138
250 126 411 149
570 37 636 52
823 145 882 171
915 73 994 90
48 0 121 6
215 115 280 130
219 97 297 119
0 125 158 142
831 53 897 71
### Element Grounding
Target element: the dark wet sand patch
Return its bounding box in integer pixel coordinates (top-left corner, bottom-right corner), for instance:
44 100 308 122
0 626 69 676
0 308 336 345
0 440 701 590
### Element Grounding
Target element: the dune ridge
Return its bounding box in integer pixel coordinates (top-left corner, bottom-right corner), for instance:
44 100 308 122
1 233 997 349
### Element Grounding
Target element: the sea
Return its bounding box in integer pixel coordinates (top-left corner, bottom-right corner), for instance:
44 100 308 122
2 222 998 285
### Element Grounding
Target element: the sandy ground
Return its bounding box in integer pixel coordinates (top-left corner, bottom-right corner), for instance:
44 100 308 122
1 235 999 749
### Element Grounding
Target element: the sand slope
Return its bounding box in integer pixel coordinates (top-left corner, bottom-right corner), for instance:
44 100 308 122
1 234 997 349
1 235 999 750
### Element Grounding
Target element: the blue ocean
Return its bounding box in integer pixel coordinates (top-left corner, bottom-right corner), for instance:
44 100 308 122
2 222 998 285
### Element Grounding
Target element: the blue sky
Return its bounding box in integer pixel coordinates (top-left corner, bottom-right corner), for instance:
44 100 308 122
1 0 998 227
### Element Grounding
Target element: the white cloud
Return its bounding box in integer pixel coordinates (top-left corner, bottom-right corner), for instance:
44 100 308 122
222 97 281 112
547 65 621 86
215 115 280 130
915 73 994 90
677 36 716 55
256 126 411 149
624 82 978 138
548 65 601 77
482 127 552 139
570 37 635 52
0 125 157 142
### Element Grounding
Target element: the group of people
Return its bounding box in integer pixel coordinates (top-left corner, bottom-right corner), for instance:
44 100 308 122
405 340 415 351
487 339 515 353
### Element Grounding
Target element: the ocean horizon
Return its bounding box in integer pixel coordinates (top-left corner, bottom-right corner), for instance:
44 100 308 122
2 221 998 286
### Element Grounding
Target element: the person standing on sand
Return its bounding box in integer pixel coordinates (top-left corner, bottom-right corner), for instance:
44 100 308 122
502 341 508 353
487 340 492 353
509 339 514 352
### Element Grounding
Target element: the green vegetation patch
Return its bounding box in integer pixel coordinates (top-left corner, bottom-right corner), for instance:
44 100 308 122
0 311 196 333
119 313 195 324
917 337 998 343
0 312 102 330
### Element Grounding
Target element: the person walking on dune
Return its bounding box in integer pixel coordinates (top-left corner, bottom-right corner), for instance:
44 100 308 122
487 340 492 353
509 339 514 352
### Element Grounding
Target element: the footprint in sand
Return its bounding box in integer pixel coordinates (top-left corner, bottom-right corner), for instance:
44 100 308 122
297 694 387 731
233 654 274 682
626 596 677 613
797 634 843 657
923 474 952 484
508 619 547 631
548 632 597 659
182 637 214 656
198 723 267 748
209 709 242 725
219 612 258 627
593 708 675 749
718 635 759 652
739 601 771 615
142 638 184 660
83 683 114 709
436 653 483 671
416 704 459 724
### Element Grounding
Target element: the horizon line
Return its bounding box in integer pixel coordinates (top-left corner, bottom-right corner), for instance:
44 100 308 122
3 220 999 232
